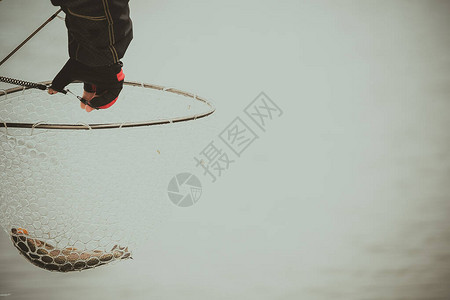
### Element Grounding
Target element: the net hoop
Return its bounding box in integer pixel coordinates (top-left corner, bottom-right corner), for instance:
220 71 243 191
0 80 215 130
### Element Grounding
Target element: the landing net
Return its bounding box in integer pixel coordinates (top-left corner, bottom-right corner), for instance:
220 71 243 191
0 81 215 271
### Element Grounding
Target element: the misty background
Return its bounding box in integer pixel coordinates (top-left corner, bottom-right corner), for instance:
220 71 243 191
1 0 450 299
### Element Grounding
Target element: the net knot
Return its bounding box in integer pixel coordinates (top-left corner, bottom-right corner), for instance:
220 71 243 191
76 123 92 131
31 122 48 136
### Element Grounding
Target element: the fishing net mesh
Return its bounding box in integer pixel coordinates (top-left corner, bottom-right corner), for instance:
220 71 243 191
0 83 214 262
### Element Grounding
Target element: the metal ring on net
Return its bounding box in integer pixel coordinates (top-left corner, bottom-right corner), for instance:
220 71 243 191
0 80 215 272
0 81 215 130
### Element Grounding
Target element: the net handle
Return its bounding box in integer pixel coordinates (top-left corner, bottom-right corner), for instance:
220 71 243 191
0 9 63 67
0 76 48 91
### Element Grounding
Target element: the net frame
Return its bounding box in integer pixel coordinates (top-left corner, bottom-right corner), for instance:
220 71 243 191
0 80 215 130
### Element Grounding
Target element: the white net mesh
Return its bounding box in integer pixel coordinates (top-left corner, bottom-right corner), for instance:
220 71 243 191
0 83 214 271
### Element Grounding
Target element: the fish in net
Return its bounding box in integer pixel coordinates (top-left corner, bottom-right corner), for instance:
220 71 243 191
10 227 131 272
